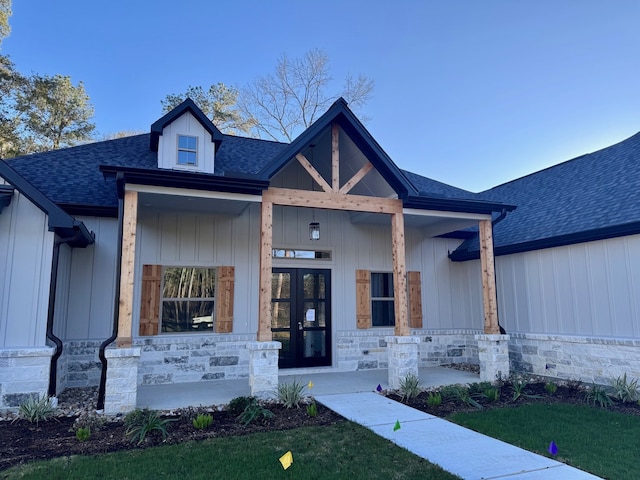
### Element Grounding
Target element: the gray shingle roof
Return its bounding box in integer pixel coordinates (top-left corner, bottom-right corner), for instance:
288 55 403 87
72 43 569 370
452 131 640 259
6 133 288 209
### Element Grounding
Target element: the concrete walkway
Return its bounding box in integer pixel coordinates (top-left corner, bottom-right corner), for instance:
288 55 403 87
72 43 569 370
315 392 602 480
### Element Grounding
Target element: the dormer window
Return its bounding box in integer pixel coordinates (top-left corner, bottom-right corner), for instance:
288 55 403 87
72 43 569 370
177 135 198 166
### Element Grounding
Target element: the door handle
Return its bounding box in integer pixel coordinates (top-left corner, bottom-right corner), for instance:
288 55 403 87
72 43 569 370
298 322 303 331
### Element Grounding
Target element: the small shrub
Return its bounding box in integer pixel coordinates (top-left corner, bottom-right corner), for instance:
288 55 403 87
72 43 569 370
75 427 91 441
277 378 306 409
426 391 442 407
192 413 213 430
482 386 500 402
584 384 613 408
468 382 492 396
439 385 460 400
453 386 483 410
306 401 318 417
18 395 56 424
124 408 175 445
238 399 275 426
510 376 541 402
544 381 558 395
399 373 422 402
611 373 639 403
228 396 256 415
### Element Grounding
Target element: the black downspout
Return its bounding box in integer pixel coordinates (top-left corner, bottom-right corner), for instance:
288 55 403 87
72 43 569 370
47 231 84 397
97 175 125 411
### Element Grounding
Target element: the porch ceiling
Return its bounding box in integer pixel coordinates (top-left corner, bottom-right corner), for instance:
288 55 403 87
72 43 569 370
350 209 488 237
137 191 254 216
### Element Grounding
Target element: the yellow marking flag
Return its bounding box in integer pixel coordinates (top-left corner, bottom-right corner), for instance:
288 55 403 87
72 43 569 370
308 381 314 389
279 451 293 470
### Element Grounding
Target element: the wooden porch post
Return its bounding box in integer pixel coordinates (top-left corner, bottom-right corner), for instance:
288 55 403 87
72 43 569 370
257 200 273 341
116 189 138 347
391 212 409 336
479 219 500 334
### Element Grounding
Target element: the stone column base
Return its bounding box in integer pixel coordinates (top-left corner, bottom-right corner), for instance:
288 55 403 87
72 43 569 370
104 347 141 415
385 336 420 389
247 341 281 399
0 347 55 412
475 334 510 382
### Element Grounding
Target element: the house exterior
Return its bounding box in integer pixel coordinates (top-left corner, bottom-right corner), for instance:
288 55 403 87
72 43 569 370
1 98 638 413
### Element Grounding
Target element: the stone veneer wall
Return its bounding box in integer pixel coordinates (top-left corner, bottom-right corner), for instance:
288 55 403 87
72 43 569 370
0 347 54 411
60 340 103 389
509 333 640 385
134 335 254 385
336 330 480 371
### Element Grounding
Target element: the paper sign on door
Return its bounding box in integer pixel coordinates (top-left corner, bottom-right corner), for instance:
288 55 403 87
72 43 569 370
306 309 315 322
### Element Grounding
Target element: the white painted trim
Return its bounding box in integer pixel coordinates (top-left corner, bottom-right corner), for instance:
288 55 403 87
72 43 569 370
403 207 491 221
126 184 262 203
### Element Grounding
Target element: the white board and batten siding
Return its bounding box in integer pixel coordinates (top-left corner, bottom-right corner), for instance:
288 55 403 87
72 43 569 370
0 189 55 348
494 235 640 337
62 216 119 341
157 112 215 174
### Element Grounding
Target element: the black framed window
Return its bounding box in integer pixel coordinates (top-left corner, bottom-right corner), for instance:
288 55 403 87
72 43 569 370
371 272 395 327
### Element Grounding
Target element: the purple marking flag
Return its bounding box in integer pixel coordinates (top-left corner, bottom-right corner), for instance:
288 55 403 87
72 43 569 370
548 441 558 456
376 384 383 392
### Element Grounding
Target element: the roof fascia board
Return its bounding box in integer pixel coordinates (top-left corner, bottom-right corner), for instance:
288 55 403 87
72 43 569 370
449 221 640 262
100 165 269 197
150 98 224 151
258 98 418 199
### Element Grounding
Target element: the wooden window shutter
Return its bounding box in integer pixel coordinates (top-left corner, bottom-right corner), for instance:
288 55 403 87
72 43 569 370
139 265 161 336
408 271 423 329
215 266 235 333
356 270 371 329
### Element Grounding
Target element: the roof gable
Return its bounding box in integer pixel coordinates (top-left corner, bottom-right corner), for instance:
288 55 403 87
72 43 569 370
150 98 224 152
258 98 418 199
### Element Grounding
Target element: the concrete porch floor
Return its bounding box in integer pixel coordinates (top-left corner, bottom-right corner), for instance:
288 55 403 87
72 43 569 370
136 366 480 410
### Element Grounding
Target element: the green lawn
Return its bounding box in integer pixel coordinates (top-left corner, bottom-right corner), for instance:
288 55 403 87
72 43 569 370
2 422 460 480
449 403 640 479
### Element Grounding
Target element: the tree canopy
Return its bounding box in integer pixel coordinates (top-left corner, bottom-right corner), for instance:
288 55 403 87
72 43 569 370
162 49 374 143
240 48 374 142
0 0 10 47
161 83 255 136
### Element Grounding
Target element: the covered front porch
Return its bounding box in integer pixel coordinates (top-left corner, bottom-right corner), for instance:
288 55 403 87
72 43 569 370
136 366 480 411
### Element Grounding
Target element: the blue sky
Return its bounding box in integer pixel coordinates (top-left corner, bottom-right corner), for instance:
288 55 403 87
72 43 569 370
3 0 640 192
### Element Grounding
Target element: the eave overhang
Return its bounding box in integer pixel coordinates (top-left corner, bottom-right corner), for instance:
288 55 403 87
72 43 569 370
404 195 517 216
0 161 94 247
100 165 270 199
0 184 14 213
449 221 640 262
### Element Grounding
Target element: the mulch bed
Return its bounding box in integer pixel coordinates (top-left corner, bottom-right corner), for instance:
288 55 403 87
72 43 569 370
4 378 640 472
0 404 343 471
